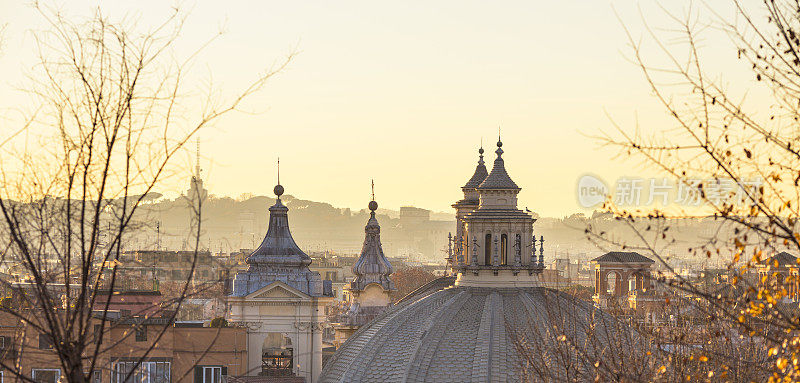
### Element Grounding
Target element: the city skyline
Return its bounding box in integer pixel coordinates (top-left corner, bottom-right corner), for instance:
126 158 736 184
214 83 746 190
0 1 764 216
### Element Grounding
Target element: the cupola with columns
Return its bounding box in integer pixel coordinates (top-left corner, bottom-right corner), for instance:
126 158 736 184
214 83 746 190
451 136 545 287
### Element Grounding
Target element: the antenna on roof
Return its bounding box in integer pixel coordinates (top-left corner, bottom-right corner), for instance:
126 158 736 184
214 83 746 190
195 138 201 177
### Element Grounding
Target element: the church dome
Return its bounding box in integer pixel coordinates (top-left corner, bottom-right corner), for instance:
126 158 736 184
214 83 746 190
231 183 325 297
320 286 624 382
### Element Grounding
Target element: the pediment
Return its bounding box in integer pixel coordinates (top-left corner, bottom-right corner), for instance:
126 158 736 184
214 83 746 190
246 281 309 300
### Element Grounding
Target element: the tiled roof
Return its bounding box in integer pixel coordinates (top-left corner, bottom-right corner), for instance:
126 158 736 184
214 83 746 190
766 252 798 267
394 275 456 304
591 251 655 264
320 287 640 382
477 141 519 191
462 149 488 189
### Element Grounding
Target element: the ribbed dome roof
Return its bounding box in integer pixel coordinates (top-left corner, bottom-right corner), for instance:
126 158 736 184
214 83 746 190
246 197 311 267
231 185 324 297
320 286 628 382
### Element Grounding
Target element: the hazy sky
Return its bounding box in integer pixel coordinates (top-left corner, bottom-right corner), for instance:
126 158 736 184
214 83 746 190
0 1 761 216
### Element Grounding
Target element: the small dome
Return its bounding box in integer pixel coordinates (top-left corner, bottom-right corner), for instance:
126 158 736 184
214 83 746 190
274 184 284 197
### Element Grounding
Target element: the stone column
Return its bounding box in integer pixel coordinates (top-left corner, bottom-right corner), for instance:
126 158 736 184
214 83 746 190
492 235 499 266
296 326 312 380
248 331 265 376
311 321 323 383
602 270 609 297
595 269 601 295
471 236 478 266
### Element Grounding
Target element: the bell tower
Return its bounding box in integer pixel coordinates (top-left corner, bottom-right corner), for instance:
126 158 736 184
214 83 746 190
454 136 545 287
450 146 487 273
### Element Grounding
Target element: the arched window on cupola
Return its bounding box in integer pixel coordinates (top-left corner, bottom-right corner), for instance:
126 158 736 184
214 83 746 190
484 233 492 266
500 234 508 265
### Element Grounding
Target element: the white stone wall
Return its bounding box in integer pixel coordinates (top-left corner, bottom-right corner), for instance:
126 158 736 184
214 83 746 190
228 290 330 382
477 190 518 210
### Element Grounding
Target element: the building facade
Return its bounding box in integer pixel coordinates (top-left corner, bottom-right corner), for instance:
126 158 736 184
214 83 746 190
0 291 247 383
227 183 333 382
758 251 800 301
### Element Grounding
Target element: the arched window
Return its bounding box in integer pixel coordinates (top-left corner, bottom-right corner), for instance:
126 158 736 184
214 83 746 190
262 333 293 376
500 234 508 265
484 233 492 266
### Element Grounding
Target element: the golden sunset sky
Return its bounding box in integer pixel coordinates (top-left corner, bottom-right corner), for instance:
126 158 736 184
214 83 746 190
0 1 766 217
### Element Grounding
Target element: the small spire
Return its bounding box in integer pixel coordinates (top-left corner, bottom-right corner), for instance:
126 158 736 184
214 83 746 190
351 181 393 293
274 158 284 198
478 140 485 166
496 140 504 157
539 235 545 266
496 126 504 156
368 180 378 217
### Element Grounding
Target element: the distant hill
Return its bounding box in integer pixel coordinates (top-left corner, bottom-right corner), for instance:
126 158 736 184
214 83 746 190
125 194 453 262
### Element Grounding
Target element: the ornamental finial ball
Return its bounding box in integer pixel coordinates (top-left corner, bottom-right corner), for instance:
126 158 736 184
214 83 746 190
497 140 503 148
368 200 378 211
479 147 484 155
274 184 284 197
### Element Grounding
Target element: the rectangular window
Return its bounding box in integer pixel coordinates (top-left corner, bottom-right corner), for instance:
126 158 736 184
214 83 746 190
92 369 102 383
112 361 170 383
135 326 147 342
93 324 102 343
195 366 227 383
38 334 54 350
202 367 221 383
32 369 60 383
